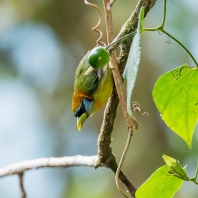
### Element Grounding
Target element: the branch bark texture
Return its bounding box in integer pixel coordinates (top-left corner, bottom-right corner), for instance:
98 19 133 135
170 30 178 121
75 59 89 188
96 0 157 197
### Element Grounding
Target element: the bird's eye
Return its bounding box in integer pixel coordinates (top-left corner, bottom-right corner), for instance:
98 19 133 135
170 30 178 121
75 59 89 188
88 46 110 69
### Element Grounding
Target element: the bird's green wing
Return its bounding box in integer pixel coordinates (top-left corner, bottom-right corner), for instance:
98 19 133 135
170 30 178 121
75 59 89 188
74 51 100 97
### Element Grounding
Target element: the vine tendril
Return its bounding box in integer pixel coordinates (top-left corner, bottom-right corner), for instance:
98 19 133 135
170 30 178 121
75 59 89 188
84 0 106 46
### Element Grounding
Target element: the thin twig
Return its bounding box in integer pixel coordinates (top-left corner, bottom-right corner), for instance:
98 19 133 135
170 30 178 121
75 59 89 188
18 172 26 198
96 85 137 196
115 130 133 198
84 0 106 46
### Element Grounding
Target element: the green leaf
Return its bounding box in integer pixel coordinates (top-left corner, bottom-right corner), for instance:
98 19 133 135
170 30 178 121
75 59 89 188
123 6 144 118
152 65 198 148
163 154 188 179
139 6 145 33
136 165 184 198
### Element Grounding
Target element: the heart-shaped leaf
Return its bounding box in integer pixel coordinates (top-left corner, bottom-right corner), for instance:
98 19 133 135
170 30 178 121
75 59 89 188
153 65 198 148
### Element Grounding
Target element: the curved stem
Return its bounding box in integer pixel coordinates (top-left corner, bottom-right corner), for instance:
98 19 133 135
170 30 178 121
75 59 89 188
115 130 133 198
84 0 106 46
195 159 198 179
190 178 198 185
144 0 198 67
108 0 198 67
161 0 167 28
190 158 198 185
161 29 198 66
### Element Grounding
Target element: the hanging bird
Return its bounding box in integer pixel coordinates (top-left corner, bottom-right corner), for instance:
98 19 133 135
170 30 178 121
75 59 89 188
72 51 113 130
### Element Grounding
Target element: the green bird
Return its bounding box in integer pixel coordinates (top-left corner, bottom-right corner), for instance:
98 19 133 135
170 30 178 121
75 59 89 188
72 51 113 130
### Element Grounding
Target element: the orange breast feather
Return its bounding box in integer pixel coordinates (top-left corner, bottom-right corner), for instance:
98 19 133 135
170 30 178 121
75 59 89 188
72 93 92 112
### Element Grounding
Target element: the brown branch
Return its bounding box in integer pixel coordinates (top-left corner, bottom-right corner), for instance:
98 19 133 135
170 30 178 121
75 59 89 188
104 1 138 133
103 1 138 197
0 155 98 177
96 87 137 195
96 0 157 197
18 172 26 198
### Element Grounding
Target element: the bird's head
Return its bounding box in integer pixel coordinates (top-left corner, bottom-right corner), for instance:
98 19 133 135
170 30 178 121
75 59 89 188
72 94 93 130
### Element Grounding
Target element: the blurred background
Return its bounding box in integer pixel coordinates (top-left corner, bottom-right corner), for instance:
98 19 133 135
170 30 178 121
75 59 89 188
0 0 198 197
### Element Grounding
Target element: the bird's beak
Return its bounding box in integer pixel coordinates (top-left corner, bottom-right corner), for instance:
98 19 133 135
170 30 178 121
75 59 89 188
77 113 88 131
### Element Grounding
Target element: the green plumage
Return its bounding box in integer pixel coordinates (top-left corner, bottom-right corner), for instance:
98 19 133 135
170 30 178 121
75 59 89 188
74 52 100 97
72 51 113 130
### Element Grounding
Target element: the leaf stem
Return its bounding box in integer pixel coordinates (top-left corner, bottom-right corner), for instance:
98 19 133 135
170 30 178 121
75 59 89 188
106 0 198 67
161 0 167 28
194 159 198 179
188 158 198 185
161 29 198 66
177 159 198 185
188 177 198 185
143 0 198 67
